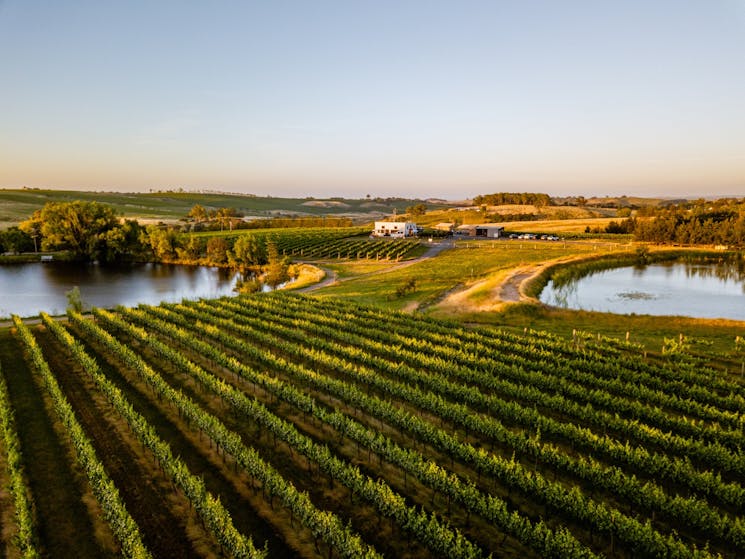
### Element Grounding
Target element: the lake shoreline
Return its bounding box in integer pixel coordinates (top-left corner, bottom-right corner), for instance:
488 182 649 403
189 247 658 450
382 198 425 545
0 261 239 320
540 256 745 321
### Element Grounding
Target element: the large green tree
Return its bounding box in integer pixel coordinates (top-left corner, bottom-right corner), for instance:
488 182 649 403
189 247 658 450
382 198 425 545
263 240 290 289
187 204 208 223
0 227 34 254
205 237 230 265
229 234 266 274
145 225 180 261
100 219 148 262
20 201 122 261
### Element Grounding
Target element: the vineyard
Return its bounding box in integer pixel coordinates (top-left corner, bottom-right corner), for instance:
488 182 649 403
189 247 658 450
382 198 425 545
1 292 744 558
198 228 424 261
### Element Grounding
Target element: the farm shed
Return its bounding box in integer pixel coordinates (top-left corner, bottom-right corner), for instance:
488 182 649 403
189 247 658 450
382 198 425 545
455 224 505 238
372 221 418 238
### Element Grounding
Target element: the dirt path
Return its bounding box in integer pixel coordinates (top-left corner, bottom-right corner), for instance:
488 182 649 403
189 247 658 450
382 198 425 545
499 269 537 302
435 265 544 314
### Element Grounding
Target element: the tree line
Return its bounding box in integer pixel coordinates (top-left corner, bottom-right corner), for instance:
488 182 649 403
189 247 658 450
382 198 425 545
1 201 290 288
594 199 745 245
0 201 353 257
633 199 745 245
472 192 553 207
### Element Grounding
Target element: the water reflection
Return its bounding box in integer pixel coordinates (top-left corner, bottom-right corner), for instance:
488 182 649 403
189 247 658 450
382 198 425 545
541 259 745 321
0 262 239 318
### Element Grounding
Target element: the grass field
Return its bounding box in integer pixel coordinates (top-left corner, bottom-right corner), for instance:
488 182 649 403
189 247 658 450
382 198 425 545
498 217 620 234
316 240 628 310
0 188 454 228
0 294 743 558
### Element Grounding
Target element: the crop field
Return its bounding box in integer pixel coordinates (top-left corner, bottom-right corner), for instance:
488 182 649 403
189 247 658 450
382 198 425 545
1 293 744 558
196 228 425 261
281 237 422 260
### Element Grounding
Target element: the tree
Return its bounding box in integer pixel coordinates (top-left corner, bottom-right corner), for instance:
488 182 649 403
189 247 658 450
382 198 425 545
176 235 204 262
187 204 208 223
206 237 230 265
20 201 120 261
100 219 147 263
406 203 427 217
263 240 290 289
229 234 266 274
18 217 41 252
0 227 34 254
604 218 635 234
66 286 84 313
214 207 238 231
146 226 180 261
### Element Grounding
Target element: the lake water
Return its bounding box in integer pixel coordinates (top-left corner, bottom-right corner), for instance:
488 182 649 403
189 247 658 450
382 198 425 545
0 262 239 319
540 260 745 321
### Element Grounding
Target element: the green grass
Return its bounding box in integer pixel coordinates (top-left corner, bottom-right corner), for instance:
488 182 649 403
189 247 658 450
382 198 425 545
316 241 609 310
322 260 404 278
446 303 745 370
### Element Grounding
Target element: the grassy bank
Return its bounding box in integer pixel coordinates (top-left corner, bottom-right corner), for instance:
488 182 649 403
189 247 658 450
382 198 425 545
0 252 76 264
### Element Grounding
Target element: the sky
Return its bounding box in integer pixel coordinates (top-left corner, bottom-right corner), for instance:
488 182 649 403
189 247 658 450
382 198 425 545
1 1 744 200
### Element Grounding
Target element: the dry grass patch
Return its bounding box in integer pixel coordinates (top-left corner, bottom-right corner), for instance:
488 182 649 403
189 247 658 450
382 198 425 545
284 264 326 290
500 217 619 233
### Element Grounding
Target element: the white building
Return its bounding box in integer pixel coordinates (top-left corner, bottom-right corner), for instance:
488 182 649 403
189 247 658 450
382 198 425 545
372 221 418 238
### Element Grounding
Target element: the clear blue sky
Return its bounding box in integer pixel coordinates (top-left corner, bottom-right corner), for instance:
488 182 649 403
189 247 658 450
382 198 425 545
1 0 744 199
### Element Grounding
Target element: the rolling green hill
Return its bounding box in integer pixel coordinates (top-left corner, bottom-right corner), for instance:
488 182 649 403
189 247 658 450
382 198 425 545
0 188 456 228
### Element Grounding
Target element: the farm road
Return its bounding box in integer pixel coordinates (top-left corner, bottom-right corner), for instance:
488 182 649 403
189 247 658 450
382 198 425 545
498 269 537 302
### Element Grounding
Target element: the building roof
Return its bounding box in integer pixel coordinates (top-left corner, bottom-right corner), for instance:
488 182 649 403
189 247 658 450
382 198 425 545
374 221 415 226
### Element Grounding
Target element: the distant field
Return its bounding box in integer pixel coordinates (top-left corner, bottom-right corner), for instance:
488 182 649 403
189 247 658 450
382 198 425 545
500 217 619 233
415 205 615 229
0 189 454 228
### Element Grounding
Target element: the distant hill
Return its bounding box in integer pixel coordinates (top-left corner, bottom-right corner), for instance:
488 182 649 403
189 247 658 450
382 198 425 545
552 195 668 208
0 189 457 228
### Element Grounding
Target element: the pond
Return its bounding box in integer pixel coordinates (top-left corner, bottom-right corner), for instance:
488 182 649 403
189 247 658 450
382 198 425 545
540 259 745 321
0 261 239 319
